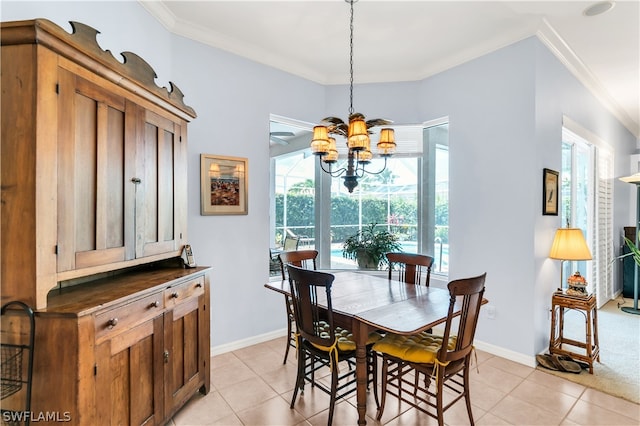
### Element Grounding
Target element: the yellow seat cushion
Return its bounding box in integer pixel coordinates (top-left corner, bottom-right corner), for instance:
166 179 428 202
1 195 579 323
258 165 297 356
311 321 382 352
372 331 457 364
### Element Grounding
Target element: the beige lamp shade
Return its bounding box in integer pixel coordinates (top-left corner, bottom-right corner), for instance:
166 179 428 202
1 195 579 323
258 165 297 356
549 228 592 260
347 117 369 151
310 126 330 155
322 137 339 164
377 128 396 156
620 173 640 184
358 139 372 164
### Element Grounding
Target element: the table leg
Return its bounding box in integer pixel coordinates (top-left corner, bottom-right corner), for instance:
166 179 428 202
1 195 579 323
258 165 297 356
549 304 558 352
593 305 600 362
585 308 593 373
558 306 565 343
354 321 369 425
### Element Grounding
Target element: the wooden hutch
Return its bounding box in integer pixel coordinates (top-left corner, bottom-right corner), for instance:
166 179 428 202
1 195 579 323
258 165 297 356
1 19 210 424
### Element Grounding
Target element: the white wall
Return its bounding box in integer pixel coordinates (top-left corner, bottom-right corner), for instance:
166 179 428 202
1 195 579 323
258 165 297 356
417 39 539 356
3 1 636 361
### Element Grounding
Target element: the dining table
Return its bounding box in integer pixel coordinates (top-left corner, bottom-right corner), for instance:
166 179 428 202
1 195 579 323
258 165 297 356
264 269 487 425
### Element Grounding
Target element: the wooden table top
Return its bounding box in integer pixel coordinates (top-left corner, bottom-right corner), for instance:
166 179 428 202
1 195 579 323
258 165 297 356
265 270 483 335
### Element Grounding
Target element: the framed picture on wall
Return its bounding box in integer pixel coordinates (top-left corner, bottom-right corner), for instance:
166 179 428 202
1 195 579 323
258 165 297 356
543 168 559 216
200 154 248 215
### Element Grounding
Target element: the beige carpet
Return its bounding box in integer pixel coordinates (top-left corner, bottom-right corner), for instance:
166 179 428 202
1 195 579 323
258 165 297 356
537 298 640 404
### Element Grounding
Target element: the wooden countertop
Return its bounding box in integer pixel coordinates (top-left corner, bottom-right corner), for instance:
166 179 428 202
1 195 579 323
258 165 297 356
43 266 211 316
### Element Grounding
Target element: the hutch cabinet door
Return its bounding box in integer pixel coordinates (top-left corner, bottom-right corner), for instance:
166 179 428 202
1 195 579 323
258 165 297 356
135 108 187 259
95 315 165 426
57 69 136 272
163 278 209 417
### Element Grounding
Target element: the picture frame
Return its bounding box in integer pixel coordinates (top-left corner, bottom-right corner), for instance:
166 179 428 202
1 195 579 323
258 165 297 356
543 168 559 216
200 154 248 215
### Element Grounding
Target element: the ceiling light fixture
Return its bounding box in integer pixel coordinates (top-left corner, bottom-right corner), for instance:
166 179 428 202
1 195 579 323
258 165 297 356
310 0 396 193
583 1 615 17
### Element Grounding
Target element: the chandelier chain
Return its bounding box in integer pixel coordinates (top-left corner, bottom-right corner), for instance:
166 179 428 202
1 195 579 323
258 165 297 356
349 0 354 115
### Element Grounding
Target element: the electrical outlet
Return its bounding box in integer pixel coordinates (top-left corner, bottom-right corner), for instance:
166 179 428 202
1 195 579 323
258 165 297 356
485 305 496 319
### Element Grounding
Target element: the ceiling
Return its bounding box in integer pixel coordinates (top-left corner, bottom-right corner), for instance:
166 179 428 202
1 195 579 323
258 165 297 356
141 1 640 139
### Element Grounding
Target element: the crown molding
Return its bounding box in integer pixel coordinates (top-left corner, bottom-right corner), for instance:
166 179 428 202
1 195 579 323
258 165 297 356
537 19 639 139
139 2 638 139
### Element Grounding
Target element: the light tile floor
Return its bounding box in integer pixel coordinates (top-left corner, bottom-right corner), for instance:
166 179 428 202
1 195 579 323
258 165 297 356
169 337 640 425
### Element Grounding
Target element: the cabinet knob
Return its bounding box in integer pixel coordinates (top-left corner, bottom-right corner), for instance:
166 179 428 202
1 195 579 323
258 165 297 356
107 318 119 328
131 177 142 184
171 292 179 299
163 350 170 363
149 300 160 308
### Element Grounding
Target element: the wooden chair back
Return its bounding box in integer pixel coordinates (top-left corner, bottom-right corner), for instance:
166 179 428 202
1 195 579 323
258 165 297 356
386 252 434 286
278 250 318 279
437 273 486 364
286 265 336 350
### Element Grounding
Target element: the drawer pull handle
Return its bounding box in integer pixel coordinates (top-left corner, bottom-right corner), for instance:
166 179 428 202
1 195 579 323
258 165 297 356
131 177 142 184
170 292 179 299
195 283 202 288
163 350 170 363
107 318 119 329
149 300 160 308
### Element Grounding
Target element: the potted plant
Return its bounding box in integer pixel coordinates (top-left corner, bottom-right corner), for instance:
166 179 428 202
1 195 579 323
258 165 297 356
618 232 640 266
342 223 402 269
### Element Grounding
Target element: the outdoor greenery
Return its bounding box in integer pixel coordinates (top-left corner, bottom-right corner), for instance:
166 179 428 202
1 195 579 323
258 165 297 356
342 223 402 269
274 190 448 245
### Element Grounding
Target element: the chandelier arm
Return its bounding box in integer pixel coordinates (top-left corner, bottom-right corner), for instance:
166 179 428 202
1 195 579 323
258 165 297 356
318 157 348 177
358 156 390 176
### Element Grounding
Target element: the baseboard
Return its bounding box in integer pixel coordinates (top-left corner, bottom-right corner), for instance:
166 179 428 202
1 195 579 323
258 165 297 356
211 328 538 368
211 328 287 356
471 339 537 368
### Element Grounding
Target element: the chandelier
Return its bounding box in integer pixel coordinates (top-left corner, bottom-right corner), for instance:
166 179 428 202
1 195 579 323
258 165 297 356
310 0 396 193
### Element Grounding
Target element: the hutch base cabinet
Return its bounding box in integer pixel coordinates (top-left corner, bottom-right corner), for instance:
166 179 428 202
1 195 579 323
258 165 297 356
37 266 211 425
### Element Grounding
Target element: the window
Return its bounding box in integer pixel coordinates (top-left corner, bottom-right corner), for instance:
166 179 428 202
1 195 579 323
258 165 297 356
270 119 449 276
561 121 613 305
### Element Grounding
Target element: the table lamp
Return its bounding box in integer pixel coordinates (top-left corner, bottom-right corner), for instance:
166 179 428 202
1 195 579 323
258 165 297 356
619 173 640 315
549 227 592 290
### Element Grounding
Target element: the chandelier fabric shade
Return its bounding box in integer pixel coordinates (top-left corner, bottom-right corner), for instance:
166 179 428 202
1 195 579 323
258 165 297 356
310 0 397 193
377 128 396 156
324 137 339 163
549 228 593 261
347 117 369 151
311 126 330 154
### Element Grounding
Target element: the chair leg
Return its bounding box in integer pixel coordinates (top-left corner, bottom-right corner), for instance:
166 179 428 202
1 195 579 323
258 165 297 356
283 297 293 364
290 346 306 409
376 357 389 421
327 362 339 426
283 316 292 364
463 366 475 425
435 369 445 426
371 351 379 409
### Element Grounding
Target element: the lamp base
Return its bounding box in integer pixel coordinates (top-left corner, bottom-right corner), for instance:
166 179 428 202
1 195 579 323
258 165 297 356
620 306 640 315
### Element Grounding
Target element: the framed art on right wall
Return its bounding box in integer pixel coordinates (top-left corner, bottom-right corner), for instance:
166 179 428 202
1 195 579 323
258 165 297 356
543 168 559 216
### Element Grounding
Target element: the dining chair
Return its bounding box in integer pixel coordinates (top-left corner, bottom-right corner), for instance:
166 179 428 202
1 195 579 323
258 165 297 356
385 252 434 286
286 265 380 426
372 273 486 426
278 249 318 364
